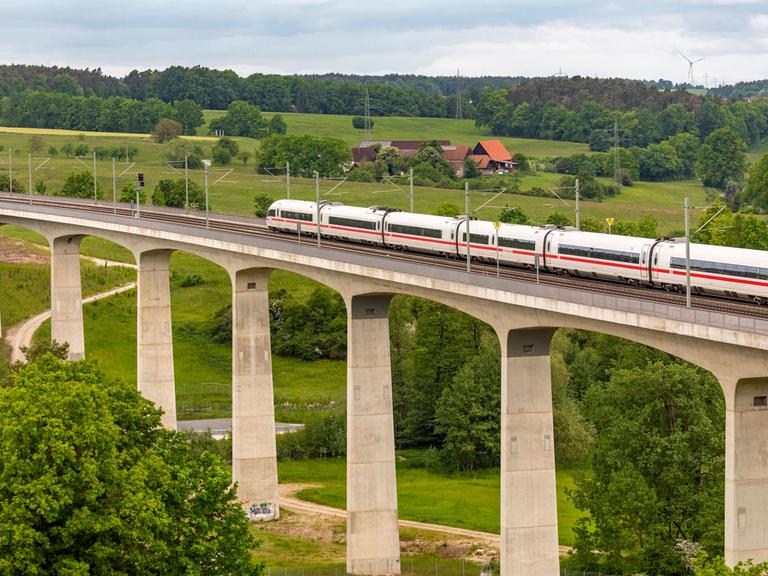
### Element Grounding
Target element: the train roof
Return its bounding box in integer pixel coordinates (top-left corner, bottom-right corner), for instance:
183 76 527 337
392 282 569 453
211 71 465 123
387 211 462 226
269 199 320 211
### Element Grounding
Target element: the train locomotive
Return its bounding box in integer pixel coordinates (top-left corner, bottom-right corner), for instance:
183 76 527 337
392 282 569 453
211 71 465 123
267 199 768 305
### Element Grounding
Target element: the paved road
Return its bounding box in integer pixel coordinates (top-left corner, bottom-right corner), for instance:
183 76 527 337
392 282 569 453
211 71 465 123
277 484 573 555
178 418 304 437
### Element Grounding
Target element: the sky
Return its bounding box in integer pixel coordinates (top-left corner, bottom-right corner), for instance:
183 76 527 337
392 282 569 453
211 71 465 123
2 0 768 85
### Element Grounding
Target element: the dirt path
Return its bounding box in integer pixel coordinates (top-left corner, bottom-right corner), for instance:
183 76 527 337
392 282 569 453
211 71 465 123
278 483 572 555
4 255 136 363
6 282 136 363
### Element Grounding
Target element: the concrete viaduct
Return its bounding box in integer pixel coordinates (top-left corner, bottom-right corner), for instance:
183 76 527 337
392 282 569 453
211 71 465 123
1 198 767 575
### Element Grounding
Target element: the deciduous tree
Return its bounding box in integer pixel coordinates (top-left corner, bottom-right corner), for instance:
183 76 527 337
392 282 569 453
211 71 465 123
0 355 263 576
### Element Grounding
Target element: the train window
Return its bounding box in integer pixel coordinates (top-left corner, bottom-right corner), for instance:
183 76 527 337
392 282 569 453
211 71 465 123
670 258 768 281
754 396 767 407
267 209 276 217
461 233 490 244
498 237 535 250
389 223 442 239
328 216 377 230
559 244 639 264
281 210 313 222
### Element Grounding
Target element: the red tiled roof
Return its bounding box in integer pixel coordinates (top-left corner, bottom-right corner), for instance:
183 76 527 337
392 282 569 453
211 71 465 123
351 147 378 163
468 154 490 169
390 140 451 150
475 140 512 162
441 145 470 162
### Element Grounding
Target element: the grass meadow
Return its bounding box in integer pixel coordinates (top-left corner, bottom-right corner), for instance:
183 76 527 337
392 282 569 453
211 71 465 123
278 456 584 548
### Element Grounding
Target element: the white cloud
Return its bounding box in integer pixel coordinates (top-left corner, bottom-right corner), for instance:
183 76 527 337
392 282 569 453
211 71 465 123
0 0 766 83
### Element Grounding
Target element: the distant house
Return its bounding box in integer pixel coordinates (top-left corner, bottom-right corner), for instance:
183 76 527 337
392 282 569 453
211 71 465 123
441 145 471 177
351 139 515 177
471 140 517 173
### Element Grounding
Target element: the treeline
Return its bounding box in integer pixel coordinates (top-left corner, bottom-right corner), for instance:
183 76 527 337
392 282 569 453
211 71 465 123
0 64 125 98
130 67 450 116
0 91 204 134
504 76 697 112
476 92 768 149
0 64 708 120
713 78 768 99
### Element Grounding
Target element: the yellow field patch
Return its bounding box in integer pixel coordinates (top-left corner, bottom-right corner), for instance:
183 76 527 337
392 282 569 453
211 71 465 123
0 126 217 142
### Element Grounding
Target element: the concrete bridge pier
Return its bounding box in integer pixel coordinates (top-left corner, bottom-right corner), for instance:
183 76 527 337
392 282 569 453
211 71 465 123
724 376 768 566
50 235 85 360
501 327 560 576
137 249 176 429
346 294 400 576
231 267 279 518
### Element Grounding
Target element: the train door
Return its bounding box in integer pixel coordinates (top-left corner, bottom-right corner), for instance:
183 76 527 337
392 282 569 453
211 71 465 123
641 244 652 283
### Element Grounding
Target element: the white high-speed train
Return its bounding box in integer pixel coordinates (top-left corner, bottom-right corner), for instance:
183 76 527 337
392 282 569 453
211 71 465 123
266 199 768 304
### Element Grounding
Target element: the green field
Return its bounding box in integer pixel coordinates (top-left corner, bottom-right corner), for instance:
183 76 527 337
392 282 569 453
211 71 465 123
279 456 584 547
204 109 592 157
0 113 725 234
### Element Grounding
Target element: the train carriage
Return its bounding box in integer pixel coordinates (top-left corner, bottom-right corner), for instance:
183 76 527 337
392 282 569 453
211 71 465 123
494 223 540 268
653 241 768 303
322 204 386 244
383 211 458 255
547 229 647 282
266 199 323 234
454 220 498 262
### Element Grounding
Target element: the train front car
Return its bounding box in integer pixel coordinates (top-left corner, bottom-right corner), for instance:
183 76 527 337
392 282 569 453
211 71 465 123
654 240 768 303
266 199 321 234
384 211 457 255
547 228 649 283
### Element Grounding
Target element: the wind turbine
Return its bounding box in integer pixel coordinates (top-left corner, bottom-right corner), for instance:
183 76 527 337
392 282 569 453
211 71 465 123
681 53 706 84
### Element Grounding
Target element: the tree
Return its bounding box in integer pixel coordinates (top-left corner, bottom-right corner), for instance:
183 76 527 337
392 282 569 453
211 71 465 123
498 205 530 224
410 142 456 180
569 361 724 575
151 178 202 208
399 300 488 446
212 137 238 165
0 354 263 575
667 132 700 178
696 128 747 190
433 202 461 217
172 98 205 135
209 100 267 138
255 134 351 177
463 157 481 178
435 351 500 471
57 171 101 199
254 193 274 217
0 174 25 194
120 181 146 204
692 551 768 575
740 153 768 211
51 72 83 96
268 113 287 135
165 140 204 169
238 150 251 165
546 212 572 226
152 118 183 143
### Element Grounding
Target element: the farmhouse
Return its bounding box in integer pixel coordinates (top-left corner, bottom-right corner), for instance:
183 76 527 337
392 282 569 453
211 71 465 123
350 138 516 177
471 140 518 173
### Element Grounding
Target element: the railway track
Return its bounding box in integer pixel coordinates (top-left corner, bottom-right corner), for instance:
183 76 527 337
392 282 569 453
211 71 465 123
3 194 768 320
